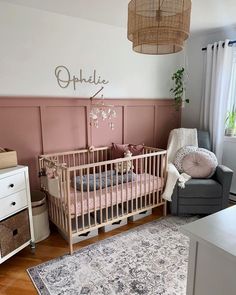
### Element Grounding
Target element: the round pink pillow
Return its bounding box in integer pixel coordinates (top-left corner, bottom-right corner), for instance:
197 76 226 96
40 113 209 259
174 146 218 178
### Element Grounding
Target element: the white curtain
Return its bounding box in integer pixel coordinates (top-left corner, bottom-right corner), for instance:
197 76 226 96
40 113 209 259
200 40 234 164
227 48 236 110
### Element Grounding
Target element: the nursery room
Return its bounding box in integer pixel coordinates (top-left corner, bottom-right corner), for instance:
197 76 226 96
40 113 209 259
0 0 235 294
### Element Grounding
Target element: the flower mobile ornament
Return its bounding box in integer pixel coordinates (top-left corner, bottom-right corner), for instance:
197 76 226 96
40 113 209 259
89 88 116 130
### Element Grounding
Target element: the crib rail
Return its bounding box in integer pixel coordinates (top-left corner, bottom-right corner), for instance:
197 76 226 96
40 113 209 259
39 146 111 169
39 146 167 254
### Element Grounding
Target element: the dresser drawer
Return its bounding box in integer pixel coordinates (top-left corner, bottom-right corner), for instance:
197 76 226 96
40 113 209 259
0 172 25 198
0 209 30 258
0 190 27 220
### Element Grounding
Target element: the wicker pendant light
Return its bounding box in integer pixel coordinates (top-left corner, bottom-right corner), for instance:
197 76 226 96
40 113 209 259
127 0 192 55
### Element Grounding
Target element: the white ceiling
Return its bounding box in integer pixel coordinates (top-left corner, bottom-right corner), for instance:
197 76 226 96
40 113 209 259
1 0 236 34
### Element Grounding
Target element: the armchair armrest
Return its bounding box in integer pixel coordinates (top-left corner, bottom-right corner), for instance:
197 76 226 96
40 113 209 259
215 165 233 208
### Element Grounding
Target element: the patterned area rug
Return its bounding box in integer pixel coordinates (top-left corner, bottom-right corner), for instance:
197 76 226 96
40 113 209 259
28 216 196 295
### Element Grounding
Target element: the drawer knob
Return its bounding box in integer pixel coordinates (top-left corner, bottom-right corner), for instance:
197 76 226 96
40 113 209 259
9 184 15 188
11 202 16 206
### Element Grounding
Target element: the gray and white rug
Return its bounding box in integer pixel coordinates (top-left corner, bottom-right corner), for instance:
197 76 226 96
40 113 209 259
28 216 196 295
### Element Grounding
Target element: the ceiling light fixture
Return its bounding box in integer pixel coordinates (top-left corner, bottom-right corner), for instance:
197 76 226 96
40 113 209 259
127 0 192 55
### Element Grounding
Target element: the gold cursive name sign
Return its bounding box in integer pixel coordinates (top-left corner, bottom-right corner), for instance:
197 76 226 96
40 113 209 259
55 65 109 91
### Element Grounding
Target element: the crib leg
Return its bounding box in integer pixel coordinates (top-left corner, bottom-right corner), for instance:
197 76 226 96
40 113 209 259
163 201 167 217
69 237 73 255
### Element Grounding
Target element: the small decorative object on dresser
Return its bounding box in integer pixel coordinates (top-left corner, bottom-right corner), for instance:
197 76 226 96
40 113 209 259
0 166 35 264
0 147 18 169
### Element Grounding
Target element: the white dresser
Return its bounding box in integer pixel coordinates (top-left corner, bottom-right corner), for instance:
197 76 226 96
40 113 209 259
0 166 35 264
182 206 236 295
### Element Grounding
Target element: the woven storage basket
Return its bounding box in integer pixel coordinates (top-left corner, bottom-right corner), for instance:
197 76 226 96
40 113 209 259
0 210 30 257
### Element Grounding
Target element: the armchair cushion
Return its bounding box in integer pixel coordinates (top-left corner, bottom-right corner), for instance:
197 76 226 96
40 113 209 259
178 179 222 198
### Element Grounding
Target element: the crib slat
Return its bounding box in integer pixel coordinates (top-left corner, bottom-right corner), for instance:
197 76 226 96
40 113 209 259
60 169 66 231
58 171 63 229
126 160 129 215
153 155 156 205
131 159 134 213
145 156 147 208
59 169 66 229
121 161 124 216
105 164 108 222
73 170 78 233
96 151 99 172
99 165 103 225
149 155 151 206
73 154 75 168
92 151 95 164
87 168 91 228
135 158 138 211
140 159 143 209
79 154 81 166
163 154 168 216
116 166 119 218
110 163 113 220
80 170 85 230
93 166 97 226
157 155 160 204
66 170 73 254
59 168 66 229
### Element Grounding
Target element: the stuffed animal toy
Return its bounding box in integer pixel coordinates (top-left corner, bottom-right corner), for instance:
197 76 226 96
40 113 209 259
115 150 134 174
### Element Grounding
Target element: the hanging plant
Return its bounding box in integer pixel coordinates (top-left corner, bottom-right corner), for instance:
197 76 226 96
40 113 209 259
170 67 189 109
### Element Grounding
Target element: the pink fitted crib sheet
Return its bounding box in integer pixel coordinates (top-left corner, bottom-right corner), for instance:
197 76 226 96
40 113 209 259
68 173 163 216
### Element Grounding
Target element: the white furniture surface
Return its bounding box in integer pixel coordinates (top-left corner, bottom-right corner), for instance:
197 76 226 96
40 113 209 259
0 165 35 264
181 206 236 295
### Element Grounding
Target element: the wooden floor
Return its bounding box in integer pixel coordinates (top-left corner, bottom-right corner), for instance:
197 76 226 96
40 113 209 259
0 207 164 295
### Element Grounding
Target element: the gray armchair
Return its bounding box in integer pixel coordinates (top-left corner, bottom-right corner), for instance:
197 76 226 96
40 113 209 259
171 130 233 215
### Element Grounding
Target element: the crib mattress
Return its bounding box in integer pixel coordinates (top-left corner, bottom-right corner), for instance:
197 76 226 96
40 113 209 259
68 173 163 216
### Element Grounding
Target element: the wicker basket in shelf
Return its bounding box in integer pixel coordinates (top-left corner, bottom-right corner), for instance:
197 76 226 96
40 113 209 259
0 210 30 257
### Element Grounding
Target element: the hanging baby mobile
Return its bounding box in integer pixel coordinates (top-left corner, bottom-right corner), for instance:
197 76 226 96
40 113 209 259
89 87 116 130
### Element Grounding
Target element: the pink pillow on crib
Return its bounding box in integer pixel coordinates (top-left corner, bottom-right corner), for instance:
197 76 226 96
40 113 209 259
128 144 144 156
128 144 144 173
111 143 144 159
111 143 144 173
111 143 129 159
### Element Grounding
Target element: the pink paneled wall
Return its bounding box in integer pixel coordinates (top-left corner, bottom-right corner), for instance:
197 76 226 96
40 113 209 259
0 97 181 189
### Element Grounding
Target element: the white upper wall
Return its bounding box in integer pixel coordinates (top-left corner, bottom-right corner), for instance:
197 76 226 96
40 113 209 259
2 0 236 35
182 27 236 128
0 1 181 98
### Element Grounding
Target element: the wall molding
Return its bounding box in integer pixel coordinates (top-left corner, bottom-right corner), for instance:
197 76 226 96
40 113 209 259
0 97 180 188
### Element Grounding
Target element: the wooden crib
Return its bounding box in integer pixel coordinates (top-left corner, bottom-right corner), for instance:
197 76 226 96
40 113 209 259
39 146 167 254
